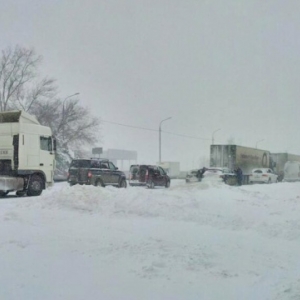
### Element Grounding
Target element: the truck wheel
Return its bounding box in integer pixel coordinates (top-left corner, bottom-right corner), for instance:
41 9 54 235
27 175 44 196
118 179 127 188
16 191 26 197
0 191 9 197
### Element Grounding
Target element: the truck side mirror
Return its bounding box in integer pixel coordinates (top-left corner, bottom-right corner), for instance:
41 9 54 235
53 138 57 151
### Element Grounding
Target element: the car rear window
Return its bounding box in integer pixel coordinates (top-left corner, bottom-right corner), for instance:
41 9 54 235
130 165 140 173
70 160 91 168
253 170 263 173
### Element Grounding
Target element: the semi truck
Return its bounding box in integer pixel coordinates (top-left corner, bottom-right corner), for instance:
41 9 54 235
210 145 273 184
0 111 56 197
271 153 300 181
283 161 300 182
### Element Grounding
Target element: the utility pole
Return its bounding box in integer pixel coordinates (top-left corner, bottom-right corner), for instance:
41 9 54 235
159 117 172 164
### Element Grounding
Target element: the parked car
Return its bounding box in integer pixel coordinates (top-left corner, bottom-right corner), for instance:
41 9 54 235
185 169 200 183
67 158 127 188
249 168 278 184
129 165 171 188
201 167 237 185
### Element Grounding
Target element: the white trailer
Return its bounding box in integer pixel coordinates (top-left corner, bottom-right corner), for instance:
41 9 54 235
0 111 56 197
158 161 180 179
283 161 300 182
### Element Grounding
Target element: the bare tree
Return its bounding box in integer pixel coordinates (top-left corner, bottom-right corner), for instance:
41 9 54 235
10 77 57 112
30 97 101 169
0 45 44 111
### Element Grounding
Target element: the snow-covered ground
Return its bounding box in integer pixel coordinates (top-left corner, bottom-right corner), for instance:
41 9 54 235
0 180 300 300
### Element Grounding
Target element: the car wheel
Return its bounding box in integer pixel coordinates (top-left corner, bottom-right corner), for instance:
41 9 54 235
165 180 170 188
0 190 9 197
119 179 127 188
27 175 44 196
268 178 271 184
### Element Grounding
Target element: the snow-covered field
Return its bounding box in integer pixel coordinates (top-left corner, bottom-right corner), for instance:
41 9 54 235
0 180 300 300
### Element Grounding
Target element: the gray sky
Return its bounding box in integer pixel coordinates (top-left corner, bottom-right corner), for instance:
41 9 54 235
1 0 299 170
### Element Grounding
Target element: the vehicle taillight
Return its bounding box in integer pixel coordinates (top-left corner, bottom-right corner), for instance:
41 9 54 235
262 174 268 177
88 171 92 178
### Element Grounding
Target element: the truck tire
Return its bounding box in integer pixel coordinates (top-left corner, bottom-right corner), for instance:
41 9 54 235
0 191 9 197
27 175 44 196
16 191 26 197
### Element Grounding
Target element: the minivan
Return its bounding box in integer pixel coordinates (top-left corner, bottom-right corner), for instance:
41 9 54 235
129 165 170 188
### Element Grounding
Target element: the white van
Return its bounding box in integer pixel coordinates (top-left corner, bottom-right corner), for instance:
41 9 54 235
283 161 300 182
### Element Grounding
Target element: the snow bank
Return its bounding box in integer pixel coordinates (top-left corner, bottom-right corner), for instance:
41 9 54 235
0 180 300 300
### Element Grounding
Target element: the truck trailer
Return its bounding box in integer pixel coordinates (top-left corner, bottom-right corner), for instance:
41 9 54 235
158 161 180 179
0 111 56 197
271 153 300 181
210 145 273 184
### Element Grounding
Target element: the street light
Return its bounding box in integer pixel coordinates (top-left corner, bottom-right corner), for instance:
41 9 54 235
62 93 80 143
255 139 264 149
159 117 172 164
212 128 221 145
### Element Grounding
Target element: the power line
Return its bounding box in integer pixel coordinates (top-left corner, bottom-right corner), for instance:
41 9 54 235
102 120 210 141
102 120 157 132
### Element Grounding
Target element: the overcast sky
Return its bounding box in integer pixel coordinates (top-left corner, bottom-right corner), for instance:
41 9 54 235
1 0 299 170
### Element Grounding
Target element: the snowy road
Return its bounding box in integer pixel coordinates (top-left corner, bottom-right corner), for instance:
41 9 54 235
0 180 300 300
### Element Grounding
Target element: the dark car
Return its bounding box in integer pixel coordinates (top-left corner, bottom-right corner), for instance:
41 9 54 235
68 158 127 188
129 165 171 188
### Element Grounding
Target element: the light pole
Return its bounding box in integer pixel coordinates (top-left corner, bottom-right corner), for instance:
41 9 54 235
212 128 221 145
159 117 172 164
62 93 80 143
255 139 264 149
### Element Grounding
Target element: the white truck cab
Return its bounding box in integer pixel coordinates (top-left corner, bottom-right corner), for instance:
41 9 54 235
0 110 56 196
283 161 300 182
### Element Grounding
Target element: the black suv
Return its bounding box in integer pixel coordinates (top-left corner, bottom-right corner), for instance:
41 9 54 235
129 165 171 188
68 158 127 188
